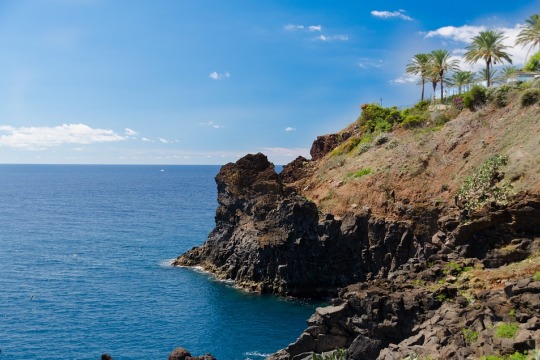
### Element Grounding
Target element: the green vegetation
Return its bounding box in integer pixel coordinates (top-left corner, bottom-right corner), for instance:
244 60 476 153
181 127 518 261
486 85 512 108
448 71 476 94
463 85 487 110
346 168 372 178
523 50 540 72
443 262 473 275
461 328 479 344
495 322 519 338
358 103 402 133
480 352 528 360
431 49 460 101
509 308 516 318
520 88 540 107
456 155 513 211
533 271 540 281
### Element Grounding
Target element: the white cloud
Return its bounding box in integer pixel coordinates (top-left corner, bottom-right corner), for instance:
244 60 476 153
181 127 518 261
308 25 322 32
200 121 225 129
285 127 296 132
358 58 385 69
317 34 349 42
125 128 138 136
390 74 418 84
158 137 169 144
424 25 487 43
209 71 230 80
0 123 125 150
141 137 151 142
261 147 310 159
371 10 413 21
284 24 305 31
424 23 529 66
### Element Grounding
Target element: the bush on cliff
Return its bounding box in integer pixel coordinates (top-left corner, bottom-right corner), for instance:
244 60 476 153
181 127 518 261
358 103 402 133
463 85 487 111
520 88 540 107
456 155 513 211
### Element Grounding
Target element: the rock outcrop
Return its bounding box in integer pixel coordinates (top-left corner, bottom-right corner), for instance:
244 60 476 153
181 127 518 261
269 253 540 360
174 153 437 297
168 347 216 360
310 133 351 161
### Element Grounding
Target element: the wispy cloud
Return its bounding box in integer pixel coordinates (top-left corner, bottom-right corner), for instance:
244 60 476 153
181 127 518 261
285 127 296 132
371 10 413 21
261 147 310 159
158 137 169 144
209 71 230 80
200 121 225 129
316 34 349 42
390 74 418 84
358 58 385 69
284 24 322 32
125 128 138 136
0 123 125 150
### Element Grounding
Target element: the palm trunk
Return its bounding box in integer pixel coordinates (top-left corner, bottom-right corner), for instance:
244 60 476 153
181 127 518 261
421 79 425 101
440 71 444 102
486 59 491 87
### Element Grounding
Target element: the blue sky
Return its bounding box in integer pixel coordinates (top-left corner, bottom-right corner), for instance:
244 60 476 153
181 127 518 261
0 0 538 165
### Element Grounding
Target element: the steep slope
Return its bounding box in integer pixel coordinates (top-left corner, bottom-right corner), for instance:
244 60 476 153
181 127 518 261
175 96 540 359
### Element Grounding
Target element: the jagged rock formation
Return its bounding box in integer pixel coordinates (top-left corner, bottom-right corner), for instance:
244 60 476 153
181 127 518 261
269 253 540 360
174 153 439 297
168 347 216 360
174 99 540 359
310 133 351 161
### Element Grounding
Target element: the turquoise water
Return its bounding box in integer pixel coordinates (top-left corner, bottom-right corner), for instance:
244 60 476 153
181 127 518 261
0 165 316 360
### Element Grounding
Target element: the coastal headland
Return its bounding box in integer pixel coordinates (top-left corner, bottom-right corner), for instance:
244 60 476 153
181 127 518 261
175 84 540 359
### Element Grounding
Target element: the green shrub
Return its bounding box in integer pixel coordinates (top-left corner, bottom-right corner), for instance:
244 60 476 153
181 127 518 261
463 85 487 111
312 348 347 360
456 155 513 211
358 103 402 133
531 78 540 89
533 271 540 281
495 322 519 338
520 88 540 107
487 85 512 108
462 328 479 344
524 50 540 72
507 351 528 360
402 114 424 128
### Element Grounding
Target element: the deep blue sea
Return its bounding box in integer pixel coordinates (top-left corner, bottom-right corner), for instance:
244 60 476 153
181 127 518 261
0 165 317 360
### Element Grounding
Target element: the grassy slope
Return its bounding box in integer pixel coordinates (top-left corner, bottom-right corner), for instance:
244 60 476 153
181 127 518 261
295 101 540 219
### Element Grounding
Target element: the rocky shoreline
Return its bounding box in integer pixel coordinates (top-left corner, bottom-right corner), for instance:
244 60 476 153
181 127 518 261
173 150 540 359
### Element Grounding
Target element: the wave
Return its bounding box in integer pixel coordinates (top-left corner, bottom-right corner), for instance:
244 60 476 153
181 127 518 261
158 258 176 267
244 351 271 359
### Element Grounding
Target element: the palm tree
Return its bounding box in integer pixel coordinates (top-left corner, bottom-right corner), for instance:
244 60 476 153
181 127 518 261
430 49 460 101
516 14 540 56
464 30 512 87
428 71 440 102
500 66 518 82
406 53 431 101
479 68 501 86
448 70 476 94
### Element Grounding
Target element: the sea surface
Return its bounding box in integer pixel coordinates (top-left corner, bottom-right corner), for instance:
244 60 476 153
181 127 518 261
0 165 318 360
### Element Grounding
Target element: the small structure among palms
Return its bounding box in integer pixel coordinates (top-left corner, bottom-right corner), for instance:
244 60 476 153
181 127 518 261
465 30 512 87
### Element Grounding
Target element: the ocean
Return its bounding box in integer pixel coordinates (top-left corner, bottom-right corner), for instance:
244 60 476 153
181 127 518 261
0 165 318 360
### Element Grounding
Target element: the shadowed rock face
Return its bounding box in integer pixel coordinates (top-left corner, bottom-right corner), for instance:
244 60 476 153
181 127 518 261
174 153 430 297
309 133 350 161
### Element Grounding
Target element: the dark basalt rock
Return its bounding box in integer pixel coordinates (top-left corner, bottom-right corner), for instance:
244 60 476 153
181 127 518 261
174 153 431 297
168 347 216 360
280 156 310 184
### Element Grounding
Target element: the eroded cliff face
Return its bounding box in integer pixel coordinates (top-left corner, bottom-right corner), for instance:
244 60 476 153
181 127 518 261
175 153 440 297
173 102 540 359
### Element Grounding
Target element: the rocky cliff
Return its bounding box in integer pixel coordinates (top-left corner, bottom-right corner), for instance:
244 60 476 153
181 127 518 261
174 97 540 358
